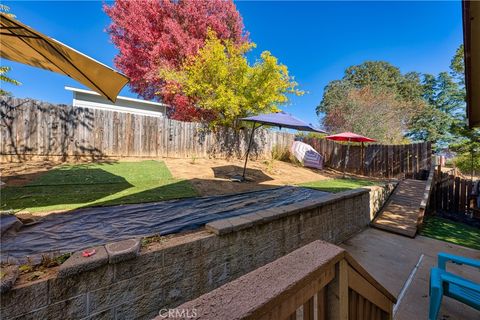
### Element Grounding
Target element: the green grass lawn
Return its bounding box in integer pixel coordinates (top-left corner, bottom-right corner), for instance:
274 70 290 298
419 216 480 250
298 178 378 193
1 160 198 213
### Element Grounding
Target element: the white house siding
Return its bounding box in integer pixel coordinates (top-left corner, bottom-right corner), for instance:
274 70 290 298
65 86 167 117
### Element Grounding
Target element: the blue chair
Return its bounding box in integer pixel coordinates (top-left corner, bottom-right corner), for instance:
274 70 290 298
429 252 480 320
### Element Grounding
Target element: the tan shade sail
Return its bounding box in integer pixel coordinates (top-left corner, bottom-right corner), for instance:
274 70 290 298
0 13 129 102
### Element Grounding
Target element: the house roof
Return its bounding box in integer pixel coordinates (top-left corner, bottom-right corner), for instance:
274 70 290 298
463 0 480 128
65 86 167 108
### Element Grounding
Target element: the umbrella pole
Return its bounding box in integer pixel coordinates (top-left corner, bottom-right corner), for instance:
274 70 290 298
242 122 257 179
344 139 351 178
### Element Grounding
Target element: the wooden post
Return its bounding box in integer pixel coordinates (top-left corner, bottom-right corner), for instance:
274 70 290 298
339 259 349 320
385 145 390 179
303 297 314 320
343 140 351 178
361 142 365 176
317 288 327 320
460 178 467 214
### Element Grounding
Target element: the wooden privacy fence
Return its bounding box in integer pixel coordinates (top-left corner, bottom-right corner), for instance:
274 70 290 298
1 97 432 179
304 137 432 178
0 97 294 160
429 167 478 218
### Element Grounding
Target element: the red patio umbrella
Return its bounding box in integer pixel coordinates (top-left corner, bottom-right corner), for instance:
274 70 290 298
325 132 376 176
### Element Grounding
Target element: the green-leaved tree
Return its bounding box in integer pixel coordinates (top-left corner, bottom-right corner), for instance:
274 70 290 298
159 30 303 127
0 5 21 95
317 61 424 143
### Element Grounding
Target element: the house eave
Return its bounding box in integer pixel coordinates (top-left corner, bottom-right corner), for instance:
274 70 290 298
463 0 480 128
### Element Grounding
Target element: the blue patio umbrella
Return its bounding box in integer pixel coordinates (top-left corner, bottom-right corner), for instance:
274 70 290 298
236 112 327 181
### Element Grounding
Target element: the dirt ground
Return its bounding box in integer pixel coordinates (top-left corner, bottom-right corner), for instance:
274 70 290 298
1 160 60 187
1 157 334 195
163 158 333 196
1 159 119 187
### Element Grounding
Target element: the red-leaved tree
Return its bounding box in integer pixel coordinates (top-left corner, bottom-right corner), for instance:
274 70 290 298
104 0 247 121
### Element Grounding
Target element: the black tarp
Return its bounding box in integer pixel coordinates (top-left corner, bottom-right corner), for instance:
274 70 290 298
1 186 328 261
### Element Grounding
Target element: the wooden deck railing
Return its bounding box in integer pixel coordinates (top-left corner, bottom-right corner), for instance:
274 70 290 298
344 256 395 320
166 240 396 320
418 156 437 225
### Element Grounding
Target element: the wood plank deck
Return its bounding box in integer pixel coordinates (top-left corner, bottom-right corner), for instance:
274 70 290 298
371 179 428 237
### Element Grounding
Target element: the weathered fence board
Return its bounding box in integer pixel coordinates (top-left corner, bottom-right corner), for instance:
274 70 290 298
1 97 431 178
1 97 294 161
429 167 479 221
304 137 431 178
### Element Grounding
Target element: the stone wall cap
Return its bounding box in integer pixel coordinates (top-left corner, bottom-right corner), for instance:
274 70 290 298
58 246 108 278
205 189 372 236
105 238 141 264
0 265 19 294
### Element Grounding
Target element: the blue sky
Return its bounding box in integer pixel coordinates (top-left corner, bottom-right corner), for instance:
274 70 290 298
2 1 463 126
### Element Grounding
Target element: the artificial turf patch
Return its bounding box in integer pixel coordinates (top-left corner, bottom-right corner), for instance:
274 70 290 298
2 160 198 213
419 216 480 250
299 178 378 193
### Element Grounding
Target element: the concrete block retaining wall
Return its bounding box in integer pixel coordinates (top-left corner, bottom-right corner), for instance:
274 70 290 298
0 184 395 320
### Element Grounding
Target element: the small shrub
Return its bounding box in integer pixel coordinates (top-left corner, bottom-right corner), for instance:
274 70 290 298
271 145 291 162
40 253 71 268
55 253 72 265
27 271 44 281
19 264 33 273
263 159 276 174
288 153 303 167
453 152 480 177
141 234 166 247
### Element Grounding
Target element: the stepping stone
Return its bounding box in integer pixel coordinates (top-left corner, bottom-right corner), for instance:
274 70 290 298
105 238 141 264
0 264 19 293
58 246 108 278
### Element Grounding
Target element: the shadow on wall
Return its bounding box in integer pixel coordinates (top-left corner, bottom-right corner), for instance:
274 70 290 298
1 97 291 161
0 97 104 161
196 124 272 160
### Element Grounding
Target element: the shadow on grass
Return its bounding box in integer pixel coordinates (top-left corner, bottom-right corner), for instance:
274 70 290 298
84 179 198 208
419 216 480 250
78 176 287 209
2 168 133 212
2 160 329 214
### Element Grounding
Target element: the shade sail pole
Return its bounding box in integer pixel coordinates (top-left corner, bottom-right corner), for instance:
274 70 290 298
242 121 258 179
